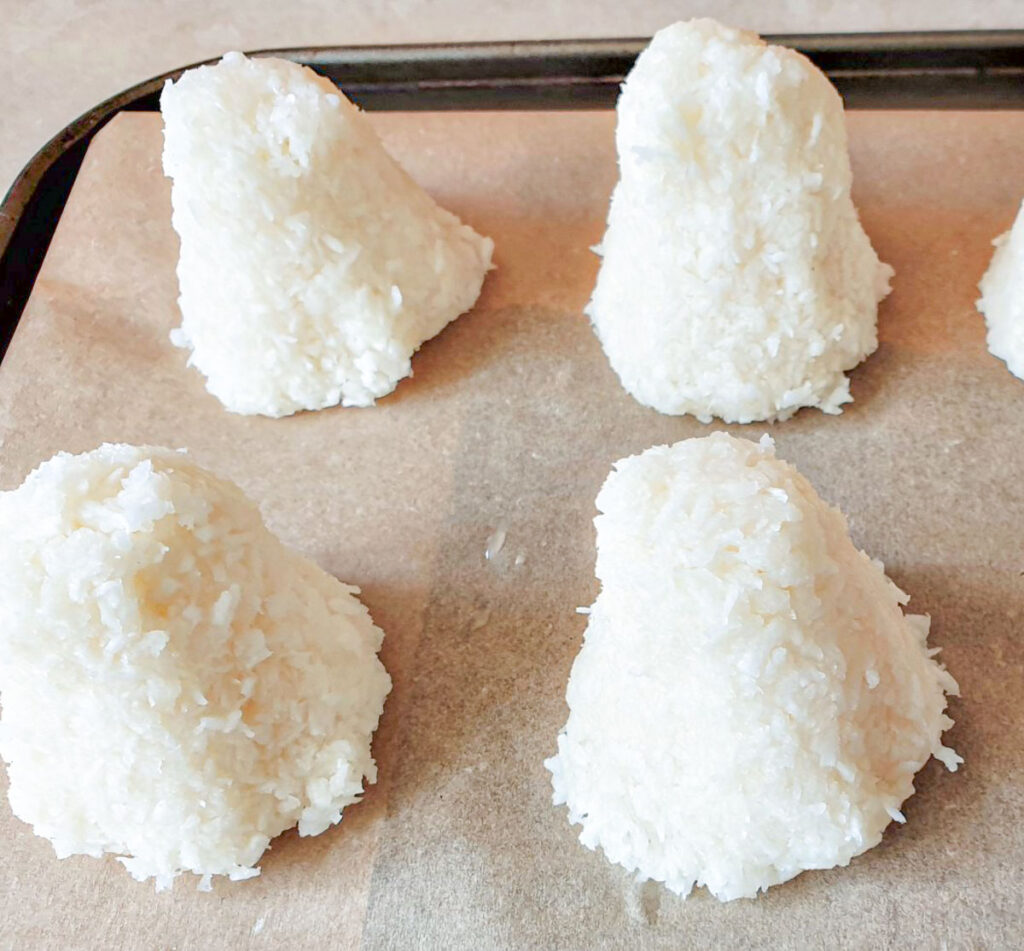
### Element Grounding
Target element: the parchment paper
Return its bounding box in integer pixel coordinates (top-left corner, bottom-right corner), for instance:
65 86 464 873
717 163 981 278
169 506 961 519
1 109 1023 950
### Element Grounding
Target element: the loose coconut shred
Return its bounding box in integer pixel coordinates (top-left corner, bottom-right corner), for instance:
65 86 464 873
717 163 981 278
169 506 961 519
0 445 391 890
547 433 960 901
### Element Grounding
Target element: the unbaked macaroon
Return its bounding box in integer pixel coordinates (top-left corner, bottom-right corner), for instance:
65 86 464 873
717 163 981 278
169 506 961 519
978 198 1024 380
546 432 960 901
587 20 892 422
0 444 391 889
161 52 493 417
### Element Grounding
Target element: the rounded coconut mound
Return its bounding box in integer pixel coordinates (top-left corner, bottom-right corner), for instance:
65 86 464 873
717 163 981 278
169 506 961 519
978 198 1024 381
0 444 391 889
162 52 493 417
547 432 960 901
587 19 892 423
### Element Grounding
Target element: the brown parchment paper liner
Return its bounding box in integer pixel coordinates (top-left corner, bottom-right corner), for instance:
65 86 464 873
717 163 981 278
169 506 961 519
1 110 1023 950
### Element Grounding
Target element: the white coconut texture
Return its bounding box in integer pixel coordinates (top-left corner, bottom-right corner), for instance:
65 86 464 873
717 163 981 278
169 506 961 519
978 199 1024 380
0 444 392 889
587 20 893 423
161 52 493 417
546 433 960 901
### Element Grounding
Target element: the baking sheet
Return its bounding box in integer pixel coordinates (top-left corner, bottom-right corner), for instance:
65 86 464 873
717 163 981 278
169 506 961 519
1 108 1023 950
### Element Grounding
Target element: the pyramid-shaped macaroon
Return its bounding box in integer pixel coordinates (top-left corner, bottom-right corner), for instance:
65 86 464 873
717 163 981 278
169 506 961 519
978 198 1024 380
588 20 892 423
162 52 493 417
0 444 392 889
547 433 960 900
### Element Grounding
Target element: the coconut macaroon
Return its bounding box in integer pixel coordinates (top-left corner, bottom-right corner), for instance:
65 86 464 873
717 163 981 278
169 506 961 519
546 433 960 901
0 444 391 889
588 20 892 423
978 199 1024 380
161 52 493 417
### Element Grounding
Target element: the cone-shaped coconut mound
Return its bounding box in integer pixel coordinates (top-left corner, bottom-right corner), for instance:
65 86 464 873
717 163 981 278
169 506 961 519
0 445 392 889
161 52 493 417
978 199 1024 380
587 20 893 423
547 433 960 901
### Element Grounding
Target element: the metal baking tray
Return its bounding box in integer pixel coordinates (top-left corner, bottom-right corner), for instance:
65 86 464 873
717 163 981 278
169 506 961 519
2 30 1024 363
2 30 1024 947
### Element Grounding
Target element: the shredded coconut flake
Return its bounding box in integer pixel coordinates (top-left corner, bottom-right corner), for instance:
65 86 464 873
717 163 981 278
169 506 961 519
484 522 507 561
